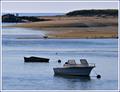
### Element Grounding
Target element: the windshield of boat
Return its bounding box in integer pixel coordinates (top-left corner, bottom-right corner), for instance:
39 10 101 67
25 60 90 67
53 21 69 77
67 60 76 64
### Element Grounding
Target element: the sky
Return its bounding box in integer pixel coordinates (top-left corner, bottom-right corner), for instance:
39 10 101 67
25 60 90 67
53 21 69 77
1 0 119 1
2 2 119 13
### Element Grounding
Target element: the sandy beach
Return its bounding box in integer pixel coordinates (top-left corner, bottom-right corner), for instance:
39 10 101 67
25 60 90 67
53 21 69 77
5 16 118 38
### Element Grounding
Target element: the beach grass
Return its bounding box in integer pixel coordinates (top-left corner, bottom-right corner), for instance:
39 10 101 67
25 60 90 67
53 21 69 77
5 16 118 39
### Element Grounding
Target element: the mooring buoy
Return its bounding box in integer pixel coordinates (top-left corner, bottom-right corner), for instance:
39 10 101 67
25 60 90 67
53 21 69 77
93 69 101 79
97 75 101 79
58 59 61 63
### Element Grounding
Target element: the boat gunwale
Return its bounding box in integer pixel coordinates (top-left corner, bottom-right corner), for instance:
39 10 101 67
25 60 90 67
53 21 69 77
53 66 95 69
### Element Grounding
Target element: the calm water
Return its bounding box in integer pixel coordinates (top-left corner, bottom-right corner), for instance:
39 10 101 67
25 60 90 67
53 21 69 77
2 13 64 16
2 24 118 90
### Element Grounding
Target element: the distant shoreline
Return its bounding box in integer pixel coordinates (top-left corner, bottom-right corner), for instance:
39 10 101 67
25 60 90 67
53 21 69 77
3 15 118 39
16 37 118 39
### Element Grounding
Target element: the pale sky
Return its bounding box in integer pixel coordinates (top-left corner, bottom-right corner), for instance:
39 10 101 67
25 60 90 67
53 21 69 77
2 2 119 13
1 0 119 1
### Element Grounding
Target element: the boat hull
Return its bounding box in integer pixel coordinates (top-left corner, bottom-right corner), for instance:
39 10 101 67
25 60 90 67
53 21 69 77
24 57 49 63
53 67 94 76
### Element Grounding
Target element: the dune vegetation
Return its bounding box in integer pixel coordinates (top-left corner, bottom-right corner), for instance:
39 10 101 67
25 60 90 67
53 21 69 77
3 9 118 39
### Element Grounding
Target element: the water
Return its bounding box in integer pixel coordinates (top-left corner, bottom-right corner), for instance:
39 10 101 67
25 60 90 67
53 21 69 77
2 13 65 16
2 24 118 90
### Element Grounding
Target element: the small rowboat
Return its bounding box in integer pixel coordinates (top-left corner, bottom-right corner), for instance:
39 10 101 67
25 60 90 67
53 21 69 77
24 56 49 63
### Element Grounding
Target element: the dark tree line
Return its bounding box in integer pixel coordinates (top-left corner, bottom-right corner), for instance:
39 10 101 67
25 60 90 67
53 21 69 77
2 14 22 23
2 14 50 23
66 9 118 16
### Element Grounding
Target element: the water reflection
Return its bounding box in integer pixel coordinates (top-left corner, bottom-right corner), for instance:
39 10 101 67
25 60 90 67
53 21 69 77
54 74 91 81
54 74 93 90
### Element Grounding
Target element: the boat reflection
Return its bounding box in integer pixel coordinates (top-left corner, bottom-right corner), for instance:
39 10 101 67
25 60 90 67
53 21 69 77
54 74 91 82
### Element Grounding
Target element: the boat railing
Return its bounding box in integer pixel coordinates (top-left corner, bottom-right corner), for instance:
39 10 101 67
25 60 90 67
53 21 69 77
88 63 95 67
63 63 95 68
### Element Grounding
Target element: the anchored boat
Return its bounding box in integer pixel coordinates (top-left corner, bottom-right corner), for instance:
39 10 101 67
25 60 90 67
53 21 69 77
24 56 49 63
53 59 95 76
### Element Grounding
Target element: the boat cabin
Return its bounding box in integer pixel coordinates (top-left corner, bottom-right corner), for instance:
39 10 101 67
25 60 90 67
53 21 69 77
80 59 89 66
63 59 89 67
68 60 76 64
